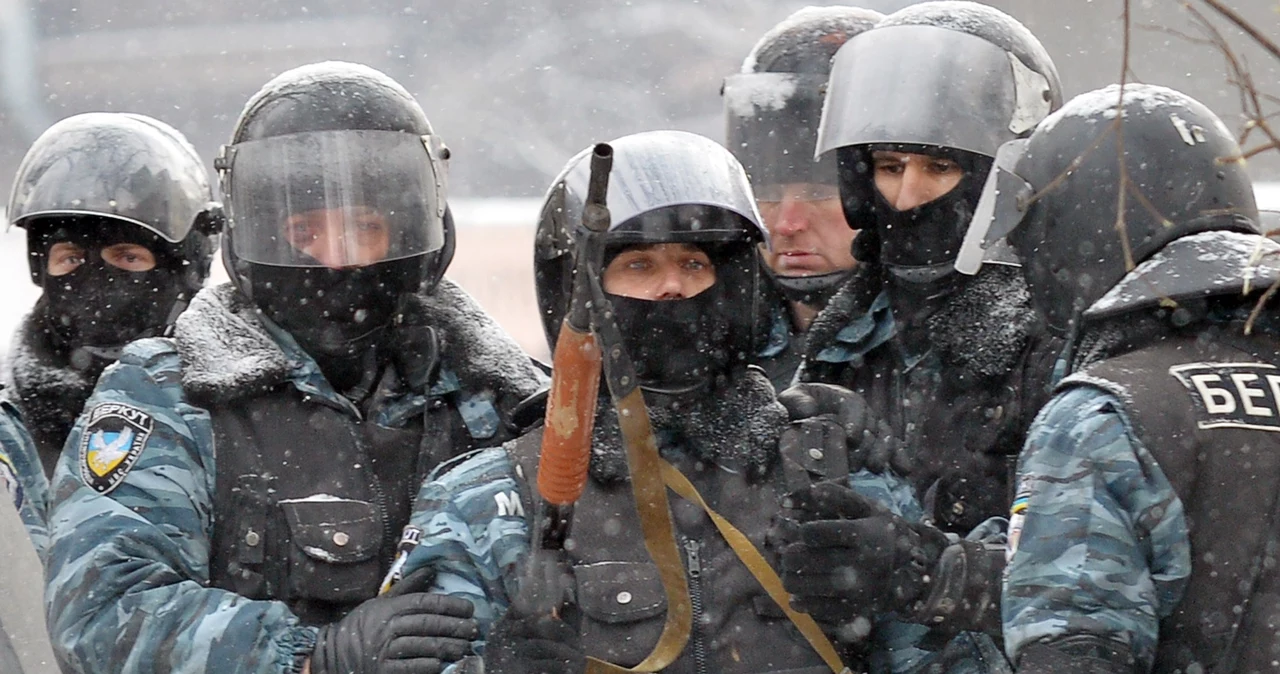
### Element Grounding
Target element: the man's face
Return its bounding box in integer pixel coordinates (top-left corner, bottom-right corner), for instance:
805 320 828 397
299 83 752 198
282 206 391 268
47 241 157 276
871 150 965 211
756 183 857 277
602 243 716 300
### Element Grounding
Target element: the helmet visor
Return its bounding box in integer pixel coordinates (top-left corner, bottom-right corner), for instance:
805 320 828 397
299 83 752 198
816 25 1053 160
955 139 1032 275
224 130 445 268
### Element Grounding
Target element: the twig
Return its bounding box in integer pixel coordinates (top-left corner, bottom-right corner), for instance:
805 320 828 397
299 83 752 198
1198 0 1280 63
1115 0 1136 271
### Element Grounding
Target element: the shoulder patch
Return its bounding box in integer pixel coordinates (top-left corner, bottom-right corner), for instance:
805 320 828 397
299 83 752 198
0 453 22 511
1169 362 1280 432
79 403 155 494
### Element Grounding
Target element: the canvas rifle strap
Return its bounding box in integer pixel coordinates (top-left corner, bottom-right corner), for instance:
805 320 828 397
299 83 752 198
584 384 849 674
584 386 691 674
660 460 852 674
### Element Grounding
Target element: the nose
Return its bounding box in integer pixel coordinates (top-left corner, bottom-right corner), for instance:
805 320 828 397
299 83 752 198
772 194 809 237
654 267 690 300
893 164 931 212
313 217 361 270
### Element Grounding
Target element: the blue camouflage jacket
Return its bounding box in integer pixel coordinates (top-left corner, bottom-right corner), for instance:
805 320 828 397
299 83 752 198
393 436 1007 674
43 281 546 674
1002 385 1192 670
0 398 49 559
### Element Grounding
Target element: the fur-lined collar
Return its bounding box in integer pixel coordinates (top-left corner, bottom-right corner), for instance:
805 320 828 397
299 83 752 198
6 304 98 470
804 264 1036 383
174 280 545 406
587 366 788 484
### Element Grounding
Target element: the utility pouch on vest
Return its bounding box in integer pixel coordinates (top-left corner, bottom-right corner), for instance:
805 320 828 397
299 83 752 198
279 497 383 603
573 561 670 667
574 562 668 624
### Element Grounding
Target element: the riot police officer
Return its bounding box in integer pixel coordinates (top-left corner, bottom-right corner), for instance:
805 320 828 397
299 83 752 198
723 6 883 387
963 84 1280 674
383 130 1007 674
44 62 545 674
798 0 1064 534
5 112 220 474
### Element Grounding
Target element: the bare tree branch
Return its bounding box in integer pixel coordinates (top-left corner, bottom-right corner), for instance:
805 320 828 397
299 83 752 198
1114 0 1137 271
1198 0 1280 63
1181 2 1280 166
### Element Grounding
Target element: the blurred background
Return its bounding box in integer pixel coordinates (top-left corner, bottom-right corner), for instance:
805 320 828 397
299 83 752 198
0 0 1274 358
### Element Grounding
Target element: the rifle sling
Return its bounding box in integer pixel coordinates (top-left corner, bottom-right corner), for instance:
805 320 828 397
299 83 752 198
584 386 849 674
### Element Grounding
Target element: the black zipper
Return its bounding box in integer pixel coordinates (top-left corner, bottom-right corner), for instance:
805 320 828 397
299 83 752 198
340 420 394 558
684 537 709 674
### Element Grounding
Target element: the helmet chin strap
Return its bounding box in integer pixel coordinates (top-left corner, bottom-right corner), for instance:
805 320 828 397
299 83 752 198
770 268 852 306
883 260 957 286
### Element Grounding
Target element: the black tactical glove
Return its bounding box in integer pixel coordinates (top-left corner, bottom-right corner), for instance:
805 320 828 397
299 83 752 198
777 383 910 476
778 481 948 636
311 570 479 674
483 605 586 674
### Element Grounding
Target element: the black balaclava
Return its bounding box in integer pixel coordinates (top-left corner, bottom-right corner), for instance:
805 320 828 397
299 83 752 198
36 218 184 371
868 146 992 289
602 243 742 403
246 256 422 391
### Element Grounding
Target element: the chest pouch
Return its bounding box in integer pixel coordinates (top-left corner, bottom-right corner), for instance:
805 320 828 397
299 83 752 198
279 496 383 603
573 561 670 667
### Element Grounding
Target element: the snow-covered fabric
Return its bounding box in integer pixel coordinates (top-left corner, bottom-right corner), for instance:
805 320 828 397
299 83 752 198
7 302 97 472
588 366 788 484
175 279 544 407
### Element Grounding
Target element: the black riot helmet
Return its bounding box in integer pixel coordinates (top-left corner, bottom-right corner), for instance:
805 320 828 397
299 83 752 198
216 61 455 360
957 84 1261 337
10 112 221 292
724 5 883 306
815 1 1062 285
535 130 769 396
8 112 222 361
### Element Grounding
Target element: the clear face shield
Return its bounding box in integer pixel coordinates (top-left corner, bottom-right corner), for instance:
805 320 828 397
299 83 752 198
955 139 1033 275
220 129 447 269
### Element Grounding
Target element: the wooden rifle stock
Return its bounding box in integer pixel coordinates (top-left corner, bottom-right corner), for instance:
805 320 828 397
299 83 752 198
536 143 613 551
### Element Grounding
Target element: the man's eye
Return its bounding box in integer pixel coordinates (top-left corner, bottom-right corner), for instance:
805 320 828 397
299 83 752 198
875 162 903 174
684 259 708 271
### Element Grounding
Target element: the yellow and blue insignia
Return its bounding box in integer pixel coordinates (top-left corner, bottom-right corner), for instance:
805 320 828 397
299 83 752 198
0 453 22 511
1007 475 1033 563
78 402 154 495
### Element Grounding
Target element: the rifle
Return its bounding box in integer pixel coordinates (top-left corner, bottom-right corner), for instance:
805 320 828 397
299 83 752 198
535 143 612 551
524 141 848 674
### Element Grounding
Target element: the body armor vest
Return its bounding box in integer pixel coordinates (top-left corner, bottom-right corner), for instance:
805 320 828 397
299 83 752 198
206 383 468 625
509 428 838 674
1061 324 1280 674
